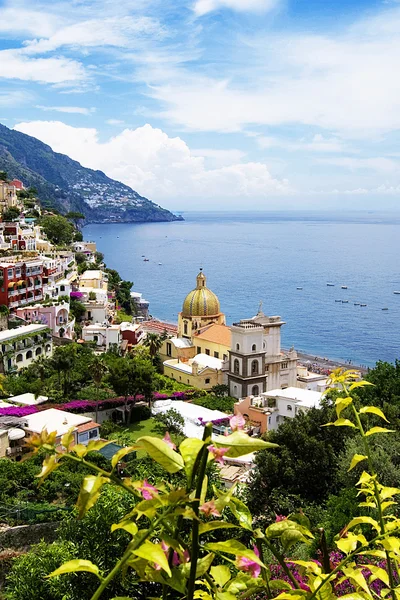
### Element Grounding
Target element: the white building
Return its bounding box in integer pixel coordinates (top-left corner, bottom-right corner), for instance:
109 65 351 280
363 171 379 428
23 408 100 446
152 399 230 439
227 310 298 399
7 393 48 406
0 324 53 373
82 323 121 350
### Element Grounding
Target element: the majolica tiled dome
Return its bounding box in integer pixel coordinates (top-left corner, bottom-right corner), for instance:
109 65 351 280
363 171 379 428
182 270 220 317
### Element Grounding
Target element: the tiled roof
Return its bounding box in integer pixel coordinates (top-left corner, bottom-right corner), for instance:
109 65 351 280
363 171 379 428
140 320 178 335
77 421 100 433
193 324 231 347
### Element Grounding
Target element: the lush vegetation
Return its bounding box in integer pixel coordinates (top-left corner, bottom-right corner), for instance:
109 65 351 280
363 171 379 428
6 369 400 600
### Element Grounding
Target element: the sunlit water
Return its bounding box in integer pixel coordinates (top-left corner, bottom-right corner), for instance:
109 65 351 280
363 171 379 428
84 211 400 367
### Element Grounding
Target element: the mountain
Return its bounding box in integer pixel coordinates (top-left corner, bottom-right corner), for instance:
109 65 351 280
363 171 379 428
0 123 182 223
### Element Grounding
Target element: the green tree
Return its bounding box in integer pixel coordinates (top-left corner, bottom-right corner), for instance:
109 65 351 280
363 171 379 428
153 407 185 436
90 355 108 423
70 298 86 322
0 171 7 181
40 214 75 245
107 355 155 420
143 333 163 364
2 206 20 222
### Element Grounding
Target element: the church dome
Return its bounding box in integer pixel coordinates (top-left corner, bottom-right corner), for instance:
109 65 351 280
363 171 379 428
182 270 220 317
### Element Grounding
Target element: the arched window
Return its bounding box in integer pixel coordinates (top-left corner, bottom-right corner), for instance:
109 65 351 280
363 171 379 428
233 359 240 375
26 350 32 359
184 321 188 335
45 344 51 352
205 378 210 384
35 347 42 356
16 353 23 363
251 360 259 375
252 344 257 352
60 285 65 292
252 385 259 396
236 343 240 351
287 404 293 411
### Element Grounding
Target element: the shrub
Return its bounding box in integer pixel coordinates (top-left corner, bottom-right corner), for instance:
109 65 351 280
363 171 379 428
192 394 236 413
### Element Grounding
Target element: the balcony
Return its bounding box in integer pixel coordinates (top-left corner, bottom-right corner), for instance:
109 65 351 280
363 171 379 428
34 294 43 301
26 285 34 291
35 284 42 289
9 301 18 308
8 290 18 297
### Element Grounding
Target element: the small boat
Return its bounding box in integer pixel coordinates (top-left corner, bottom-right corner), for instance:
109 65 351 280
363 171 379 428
341 285 348 289
342 300 349 303
296 287 303 290
141 255 145 257
360 303 367 307
382 307 389 311
143 258 149 262
327 283 335 287
394 291 400 295
335 299 341 303
117 236 119 238
354 302 360 306
158 263 162 266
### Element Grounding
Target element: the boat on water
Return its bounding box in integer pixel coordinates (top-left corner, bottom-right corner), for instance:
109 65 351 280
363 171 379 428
341 285 348 289
296 287 303 290
342 300 349 303
394 291 400 295
159 263 162 266
327 283 335 287
360 304 367 307
143 258 149 262
335 299 341 302
354 302 360 306
382 307 389 311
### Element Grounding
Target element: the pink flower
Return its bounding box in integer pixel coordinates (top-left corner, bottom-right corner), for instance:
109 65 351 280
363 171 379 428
154 541 189 570
236 545 261 578
199 500 221 517
163 432 176 449
138 479 158 500
207 444 229 466
275 514 288 522
230 414 246 431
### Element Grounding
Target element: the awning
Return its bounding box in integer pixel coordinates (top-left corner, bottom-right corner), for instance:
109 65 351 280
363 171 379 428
8 428 25 441
7 282 15 288
17 280 25 286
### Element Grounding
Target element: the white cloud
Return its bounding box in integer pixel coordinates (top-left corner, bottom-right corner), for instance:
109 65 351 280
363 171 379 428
13 121 291 205
0 49 86 85
36 105 95 115
257 134 348 153
106 119 124 125
0 90 32 107
193 0 279 16
191 148 246 166
0 6 63 38
316 157 399 173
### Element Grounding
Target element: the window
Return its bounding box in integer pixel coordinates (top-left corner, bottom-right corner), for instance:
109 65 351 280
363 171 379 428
7 269 13 278
79 432 89 443
214 351 219 358
223 354 227 360
45 344 51 352
184 321 188 335
60 285 65 292
35 347 42 356
251 360 259 375
266 365 269 372
287 404 293 411
233 359 240 375
252 385 259 396
197 346 201 354
205 378 210 384
187 379 190 384
89 428 98 439
236 343 240 351
268 416 271 425
166 342 172 357
93 335 98 343
252 344 257 351
26 350 32 359
205 349 210 356
179 376 181 381
16 353 23 363
281 362 288 369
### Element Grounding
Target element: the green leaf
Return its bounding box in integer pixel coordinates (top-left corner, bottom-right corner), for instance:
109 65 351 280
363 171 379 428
200 474 208 506
336 532 361 554
368 565 389 586
215 593 237 600
36 455 59 483
72 444 88 458
335 396 353 418
359 406 389 422
229 497 253 530
333 418 356 428
111 445 139 468
346 516 380 532
365 427 395 436
341 566 372 597
348 454 368 472
136 436 184 473
48 559 102 580
266 519 304 539
76 475 108 519
199 522 239 535
349 381 374 390
379 486 400 499
86 440 114 453
210 565 231 587
281 528 308 550
180 438 204 481
204 540 265 568
132 540 172 577
212 430 278 458
111 520 138 536
269 580 293 591
61 427 75 450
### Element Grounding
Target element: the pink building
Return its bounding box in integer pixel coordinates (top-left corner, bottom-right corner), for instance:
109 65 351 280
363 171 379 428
15 301 75 339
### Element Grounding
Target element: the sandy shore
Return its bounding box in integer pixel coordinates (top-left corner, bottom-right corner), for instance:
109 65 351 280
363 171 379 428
287 349 369 375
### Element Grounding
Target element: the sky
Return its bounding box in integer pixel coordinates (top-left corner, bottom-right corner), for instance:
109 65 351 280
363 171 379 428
1 0 400 211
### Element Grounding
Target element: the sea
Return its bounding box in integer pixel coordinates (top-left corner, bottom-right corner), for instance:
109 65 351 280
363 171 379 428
83 211 400 368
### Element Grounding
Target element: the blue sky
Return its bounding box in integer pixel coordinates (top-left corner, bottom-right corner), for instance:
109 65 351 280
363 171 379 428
1 0 400 211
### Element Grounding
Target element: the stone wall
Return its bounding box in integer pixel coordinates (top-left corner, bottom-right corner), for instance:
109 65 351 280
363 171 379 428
0 522 60 550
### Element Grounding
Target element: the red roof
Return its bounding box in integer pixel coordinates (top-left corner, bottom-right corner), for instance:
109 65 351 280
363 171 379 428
77 422 100 433
139 320 178 335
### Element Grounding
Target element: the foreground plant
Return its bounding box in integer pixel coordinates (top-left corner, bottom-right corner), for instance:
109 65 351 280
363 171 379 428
32 370 400 600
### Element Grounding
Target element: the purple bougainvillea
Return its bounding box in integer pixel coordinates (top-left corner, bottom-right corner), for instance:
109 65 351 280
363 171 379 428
0 406 38 417
70 291 84 299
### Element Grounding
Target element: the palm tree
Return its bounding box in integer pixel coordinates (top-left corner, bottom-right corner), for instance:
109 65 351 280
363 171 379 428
90 355 108 423
143 333 163 363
